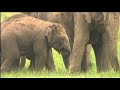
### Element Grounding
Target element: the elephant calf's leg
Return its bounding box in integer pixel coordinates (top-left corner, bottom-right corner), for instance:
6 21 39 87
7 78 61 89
1 42 20 72
1 57 20 72
1 59 12 72
34 55 47 71
12 59 20 70
45 49 55 71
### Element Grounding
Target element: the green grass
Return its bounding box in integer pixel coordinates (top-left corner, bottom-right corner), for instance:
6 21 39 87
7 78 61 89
1 12 21 22
1 12 120 78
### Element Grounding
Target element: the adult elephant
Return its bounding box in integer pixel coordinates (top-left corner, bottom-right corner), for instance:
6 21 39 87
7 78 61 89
23 12 119 73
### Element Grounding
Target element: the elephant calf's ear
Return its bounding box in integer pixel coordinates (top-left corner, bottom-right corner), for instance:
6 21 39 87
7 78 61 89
46 25 57 43
46 27 53 43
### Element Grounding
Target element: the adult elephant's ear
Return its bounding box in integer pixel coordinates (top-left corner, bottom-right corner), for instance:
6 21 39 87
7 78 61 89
85 13 92 23
102 12 108 22
46 25 56 47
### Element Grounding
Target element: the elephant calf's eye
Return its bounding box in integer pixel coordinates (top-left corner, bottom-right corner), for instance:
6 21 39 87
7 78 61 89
59 44 62 47
61 38 64 40
60 37 65 41
61 48 65 52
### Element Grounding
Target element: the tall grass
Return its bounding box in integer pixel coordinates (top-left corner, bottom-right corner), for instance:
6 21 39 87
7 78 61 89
1 12 120 78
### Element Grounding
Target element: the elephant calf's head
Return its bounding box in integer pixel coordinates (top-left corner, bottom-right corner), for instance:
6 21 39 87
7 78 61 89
46 24 71 58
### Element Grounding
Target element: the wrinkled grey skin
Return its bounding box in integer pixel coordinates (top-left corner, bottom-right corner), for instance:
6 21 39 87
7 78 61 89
23 12 120 73
1 14 71 72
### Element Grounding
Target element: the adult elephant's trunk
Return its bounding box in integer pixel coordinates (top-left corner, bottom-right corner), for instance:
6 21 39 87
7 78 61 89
69 13 89 73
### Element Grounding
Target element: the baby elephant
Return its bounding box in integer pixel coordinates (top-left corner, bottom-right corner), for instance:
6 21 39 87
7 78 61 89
1 14 71 72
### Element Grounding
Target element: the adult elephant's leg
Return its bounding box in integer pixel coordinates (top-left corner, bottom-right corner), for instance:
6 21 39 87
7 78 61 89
105 13 119 71
109 42 120 71
81 44 92 72
92 32 113 72
93 13 120 72
0 52 1 67
45 48 55 71
69 13 89 73
33 40 47 71
0 53 4 67
105 28 119 71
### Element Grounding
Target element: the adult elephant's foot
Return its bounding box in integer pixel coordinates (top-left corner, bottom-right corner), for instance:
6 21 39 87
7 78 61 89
68 57 81 73
68 64 81 73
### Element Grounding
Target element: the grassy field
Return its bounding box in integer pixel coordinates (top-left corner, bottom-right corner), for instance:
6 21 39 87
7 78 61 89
1 12 120 78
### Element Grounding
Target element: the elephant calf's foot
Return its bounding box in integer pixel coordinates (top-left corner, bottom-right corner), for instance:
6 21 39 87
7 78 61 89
81 61 93 72
1 66 11 72
47 66 56 72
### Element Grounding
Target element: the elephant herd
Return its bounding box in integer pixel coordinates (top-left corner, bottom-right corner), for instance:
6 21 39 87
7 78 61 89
0 12 120 73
